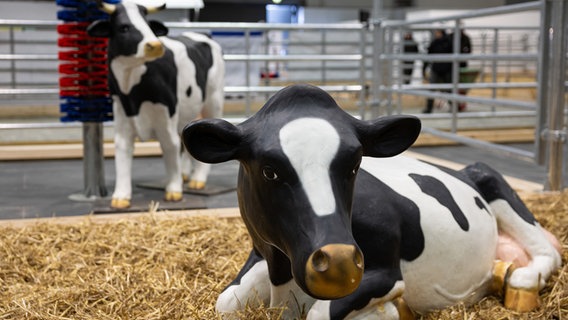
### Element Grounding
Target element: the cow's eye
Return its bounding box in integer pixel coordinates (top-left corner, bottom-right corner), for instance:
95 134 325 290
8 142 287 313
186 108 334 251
262 166 279 181
119 25 130 33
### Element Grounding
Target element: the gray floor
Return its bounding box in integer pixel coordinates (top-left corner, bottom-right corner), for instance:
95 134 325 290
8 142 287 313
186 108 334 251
0 143 563 221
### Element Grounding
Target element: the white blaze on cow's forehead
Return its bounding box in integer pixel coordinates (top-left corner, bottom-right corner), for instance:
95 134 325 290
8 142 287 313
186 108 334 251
279 118 340 216
123 2 159 56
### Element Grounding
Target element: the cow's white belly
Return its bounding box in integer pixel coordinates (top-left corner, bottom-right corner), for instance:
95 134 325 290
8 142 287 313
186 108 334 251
128 101 177 141
361 155 498 312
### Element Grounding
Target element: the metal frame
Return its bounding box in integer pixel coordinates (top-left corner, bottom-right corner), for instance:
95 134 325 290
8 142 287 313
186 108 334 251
0 1 566 191
371 0 567 190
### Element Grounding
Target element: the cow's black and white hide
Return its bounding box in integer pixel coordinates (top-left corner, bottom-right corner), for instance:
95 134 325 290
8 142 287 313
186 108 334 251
88 1 224 208
182 84 562 319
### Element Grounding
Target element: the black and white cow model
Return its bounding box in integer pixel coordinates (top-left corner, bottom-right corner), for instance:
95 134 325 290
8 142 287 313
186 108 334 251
182 84 562 319
87 1 224 208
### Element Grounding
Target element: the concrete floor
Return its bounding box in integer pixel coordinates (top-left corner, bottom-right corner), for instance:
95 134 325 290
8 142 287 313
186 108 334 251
1 142 563 221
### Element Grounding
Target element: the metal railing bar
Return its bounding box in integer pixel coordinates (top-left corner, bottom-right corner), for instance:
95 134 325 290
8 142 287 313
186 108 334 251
0 54 57 61
165 21 365 31
402 82 538 90
421 127 535 162
224 85 363 94
224 54 363 62
382 53 537 61
417 110 536 119
0 88 59 95
382 1 540 27
385 88 537 109
0 20 59 27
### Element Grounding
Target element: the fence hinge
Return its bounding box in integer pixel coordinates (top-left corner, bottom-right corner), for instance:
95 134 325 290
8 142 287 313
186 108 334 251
540 128 568 142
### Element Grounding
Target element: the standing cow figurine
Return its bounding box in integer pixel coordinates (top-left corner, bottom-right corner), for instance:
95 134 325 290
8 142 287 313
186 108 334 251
87 1 224 208
182 84 562 319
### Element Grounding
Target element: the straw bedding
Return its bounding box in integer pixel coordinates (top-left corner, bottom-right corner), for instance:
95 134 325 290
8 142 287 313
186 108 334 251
0 191 566 320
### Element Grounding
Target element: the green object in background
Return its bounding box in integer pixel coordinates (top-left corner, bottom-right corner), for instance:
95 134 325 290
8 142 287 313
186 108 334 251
459 68 480 83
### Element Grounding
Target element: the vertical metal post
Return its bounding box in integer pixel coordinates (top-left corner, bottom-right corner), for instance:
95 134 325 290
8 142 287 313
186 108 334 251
396 26 403 114
451 20 461 133
263 29 271 101
9 26 16 89
506 35 512 82
385 28 393 115
358 27 367 119
539 0 567 191
491 28 498 113
82 122 107 198
370 0 384 119
245 29 251 116
321 30 327 85
536 0 551 165
480 32 487 81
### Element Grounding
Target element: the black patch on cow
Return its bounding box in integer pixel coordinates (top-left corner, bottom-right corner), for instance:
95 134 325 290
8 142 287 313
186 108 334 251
475 196 491 215
186 86 192 98
409 173 470 231
109 48 178 117
463 162 536 225
420 159 481 192
353 170 425 264
327 169 423 319
172 35 213 101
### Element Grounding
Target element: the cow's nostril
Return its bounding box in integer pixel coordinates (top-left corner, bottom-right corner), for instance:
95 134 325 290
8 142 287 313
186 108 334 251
311 249 330 272
354 249 363 270
305 244 364 299
144 41 164 58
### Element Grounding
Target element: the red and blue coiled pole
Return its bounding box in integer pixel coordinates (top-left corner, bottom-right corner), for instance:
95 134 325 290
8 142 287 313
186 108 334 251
56 0 118 200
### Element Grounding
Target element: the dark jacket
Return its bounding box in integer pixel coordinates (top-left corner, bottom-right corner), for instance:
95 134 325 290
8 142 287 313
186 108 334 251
424 34 453 76
450 32 472 68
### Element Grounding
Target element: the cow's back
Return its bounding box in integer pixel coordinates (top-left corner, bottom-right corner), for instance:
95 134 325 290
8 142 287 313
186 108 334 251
160 32 224 128
352 155 498 312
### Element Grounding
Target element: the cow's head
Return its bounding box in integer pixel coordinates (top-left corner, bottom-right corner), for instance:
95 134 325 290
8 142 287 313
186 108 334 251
182 85 421 299
87 1 168 60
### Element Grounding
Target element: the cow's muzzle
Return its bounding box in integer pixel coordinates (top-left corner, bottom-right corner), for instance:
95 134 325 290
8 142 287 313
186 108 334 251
144 40 165 59
305 244 364 299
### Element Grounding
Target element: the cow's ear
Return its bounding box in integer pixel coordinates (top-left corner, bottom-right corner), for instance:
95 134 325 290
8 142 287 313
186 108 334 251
148 20 168 36
358 115 421 157
182 119 243 164
87 20 111 37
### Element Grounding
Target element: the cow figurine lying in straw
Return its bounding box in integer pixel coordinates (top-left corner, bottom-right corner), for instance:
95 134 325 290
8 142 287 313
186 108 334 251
182 84 562 319
87 1 225 208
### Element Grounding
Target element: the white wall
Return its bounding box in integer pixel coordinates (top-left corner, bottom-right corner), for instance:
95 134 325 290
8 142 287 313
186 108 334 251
0 1 58 20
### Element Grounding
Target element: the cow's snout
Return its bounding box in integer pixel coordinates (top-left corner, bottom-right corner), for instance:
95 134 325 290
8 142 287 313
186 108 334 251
144 40 165 58
305 244 364 299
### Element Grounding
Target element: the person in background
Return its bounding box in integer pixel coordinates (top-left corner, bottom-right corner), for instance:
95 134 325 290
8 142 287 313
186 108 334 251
450 28 472 111
402 32 419 85
422 29 453 113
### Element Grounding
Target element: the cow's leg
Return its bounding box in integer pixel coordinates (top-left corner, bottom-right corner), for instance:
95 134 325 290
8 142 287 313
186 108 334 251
155 119 183 202
462 162 562 311
216 249 271 315
111 101 136 209
307 269 408 320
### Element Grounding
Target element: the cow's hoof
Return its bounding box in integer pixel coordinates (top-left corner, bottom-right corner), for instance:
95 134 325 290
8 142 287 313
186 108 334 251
394 297 415 320
504 286 540 312
165 191 183 202
111 198 131 209
182 174 189 183
188 180 206 190
491 260 514 296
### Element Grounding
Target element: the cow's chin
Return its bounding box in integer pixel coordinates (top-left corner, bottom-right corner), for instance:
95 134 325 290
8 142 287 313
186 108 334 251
304 243 364 299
